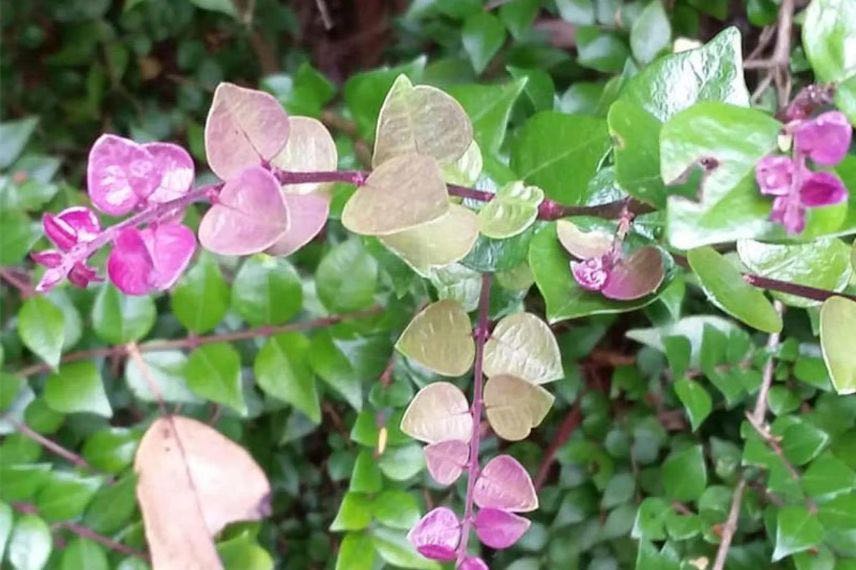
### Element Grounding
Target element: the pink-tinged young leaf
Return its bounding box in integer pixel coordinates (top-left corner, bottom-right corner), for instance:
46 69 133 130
601 246 665 300
571 256 610 291
755 155 794 196
473 455 538 513
799 171 848 207
771 196 806 235
474 508 531 549
265 191 329 256
31 250 63 268
270 116 338 194
204 82 290 181
43 206 101 251
556 219 613 259
144 142 195 203
107 223 196 295
400 382 473 444
459 557 489 570
794 111 852 166
87 134 160 215
424 439 469 486
407 507 461 562
198 166 289 256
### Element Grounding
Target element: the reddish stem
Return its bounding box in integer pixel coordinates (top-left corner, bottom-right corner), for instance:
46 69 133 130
534 400 582 490
457 273 492 564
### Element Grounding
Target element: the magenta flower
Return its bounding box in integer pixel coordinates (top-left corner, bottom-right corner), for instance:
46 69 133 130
755 155 794 196
794 111 852 166
33 206 103 292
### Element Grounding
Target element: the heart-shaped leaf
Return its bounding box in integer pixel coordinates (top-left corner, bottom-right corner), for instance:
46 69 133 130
820 296 856 394
424 439 469 486
601 246 666 301
477 181 544 239
396 300 475 377
400 382 473 444
474 508 530 549
484 374 554 441
483 312 563 384
199 166 289 256
473 455 538 512
87 134 160 216
205 82 290 181
556 219 613 259
441 140 483 186
265 192 329 257
373 75 473 168
380 204 478 274
145 142 195 203
342 153 449 236
270 116 338 194
107 223 197 296
135 415 271 570
406 507 460 562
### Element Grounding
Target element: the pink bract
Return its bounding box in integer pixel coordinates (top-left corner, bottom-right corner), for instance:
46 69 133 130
144 142 195 203
424 439 469 486
107 223 196 295
755 155 794 196
794 111 852 166
43 206 101 251
473 455 538 513
87 134 161 216
407 507 460 562
459 557 489 570
474 508 530 549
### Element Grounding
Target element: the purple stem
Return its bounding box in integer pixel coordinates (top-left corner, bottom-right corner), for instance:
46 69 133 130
743 274 856 303
457 272 492 564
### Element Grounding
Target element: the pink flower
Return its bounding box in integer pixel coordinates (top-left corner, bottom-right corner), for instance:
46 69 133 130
755 155 794 196
794 111 852 166
570 256 611 291
33 206 104 292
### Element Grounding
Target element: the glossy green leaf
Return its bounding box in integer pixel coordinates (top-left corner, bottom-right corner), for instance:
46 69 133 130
330 493 373 532
335 532 375 570
316 239 378 312
499 0 540 39
61 538 109 570
45 361 112 417
478 181 544 239
0 117 38 169
802 0 856 83
255 333 320 422
608 100 668 207
8 514 51 570
449 79 527 153
125 350 199 404
171 253 230 334
217 534 274 570
92 283 156 344
36 472 102 522
19 296 64 369
820 296 856 394
83 475 138 535
186 342 246 414
350 450 382 494
0 502 11 562
674 378 712 432
773 505 824 561
510 111 610 204
82 428 139 474
308 332 364 411
662 445 707 501
232 256 302 326
0 209 39 265
630 0 671 64
396 299 475 376
372 527 440 570
462 12 506 74
687 246 782 333
576 26 629 73
372 490 420 530
378 444 425 481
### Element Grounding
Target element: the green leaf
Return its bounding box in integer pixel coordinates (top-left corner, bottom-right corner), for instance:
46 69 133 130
92 283 156 344
737 239 853 308
0 117 38 169
818 493 856 530
344 59 426 140
449 79 527 153
217 534 274 570
773 505 824 561
621 27 749 122
187 0 237 17
662 445 707 501
372 490 420 529
674 378 712 431
663 335 691 378
507 66 555 112
255 333 320 423
820 296 856 394
61 538 108 570
661 102 781 248
608 100 668 207
19 296 65 369
335 532 375 570
231 255 302 326
372 527 440 570
556 0 595 24
802 454 856 500
185 343 246 415
576 26 630 73
529 224 655 322
632 497 669 541
350 450 382 494
307 332 364 411
44 361 112 418
378 444 425 481
83 474 138 535
630 0 671 64
802 0 856 83
316 240 378 313
82 428 139 474
782 420 830 466
687 247 782 333
477 181 544 239
0 502 12 562
171 253 230 333
330 493 373 531
0 373 26 413
462 227 534 272
8 514 51 570
0 209 39 265
462 12 506 74
36 472 101 522
510 111 610 204
125 350 199 404
499 0 540 38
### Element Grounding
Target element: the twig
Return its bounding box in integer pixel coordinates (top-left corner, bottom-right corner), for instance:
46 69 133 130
743 274 856 304
743 0 795 108
534 399 582 490
127 343 168 416
746 412 801 481
712 301 784 570
315 0 334 29
14 306 383 377
0 267 34 297
11 420 92 470
456 273 492 565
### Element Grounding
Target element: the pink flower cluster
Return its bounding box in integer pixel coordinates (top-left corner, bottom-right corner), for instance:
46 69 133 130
756 111 851 234
33 135 197 294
